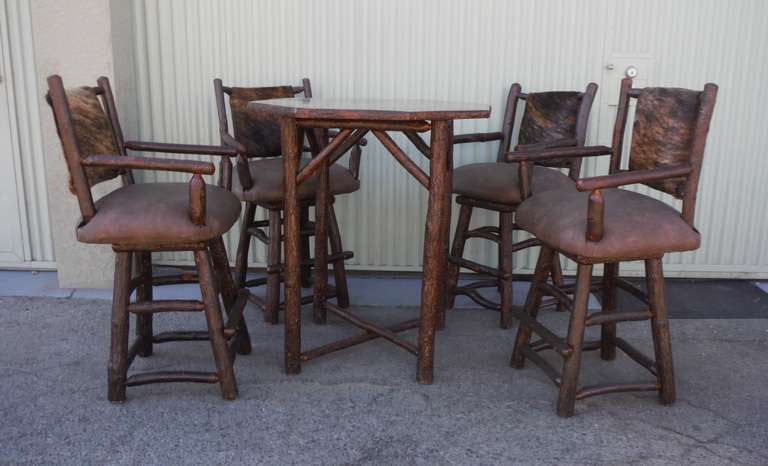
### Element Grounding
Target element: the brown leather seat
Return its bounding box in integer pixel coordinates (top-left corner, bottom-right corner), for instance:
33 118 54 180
77 183 242 246
452 162 573 204
232 157 360 204
516 188 700 261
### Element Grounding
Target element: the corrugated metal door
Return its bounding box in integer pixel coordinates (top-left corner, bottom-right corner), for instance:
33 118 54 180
103 0 768 277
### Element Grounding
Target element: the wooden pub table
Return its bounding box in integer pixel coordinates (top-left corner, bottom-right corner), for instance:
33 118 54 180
247 98 490 384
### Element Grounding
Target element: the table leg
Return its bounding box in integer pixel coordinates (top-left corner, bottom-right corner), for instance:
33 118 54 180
282 118 303 374
417 119 453 384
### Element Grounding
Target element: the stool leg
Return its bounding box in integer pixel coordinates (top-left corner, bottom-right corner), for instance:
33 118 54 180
135 251 153 357
550 253 566 312
556 263 593 418
265 208 282 324
108 251 132 402
510 246 554 367
195 248 238 400
645 257 676 405
300 206 312 288
234 202 256 289
445 204 472 311
210 237 251 355
498 211 514 329
600 262 619 360
329 204 350 308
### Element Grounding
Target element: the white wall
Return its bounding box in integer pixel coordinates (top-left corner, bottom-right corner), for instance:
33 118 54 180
128 0 768 277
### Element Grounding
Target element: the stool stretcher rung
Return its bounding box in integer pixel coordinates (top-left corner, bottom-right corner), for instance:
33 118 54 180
245 287 338 312
558 279 603 295
615 278 651 305
514 309 572 356
615 337 658 376
530 339 601 353
575 382 660 400
509 237 541 253
449 256 508 279
153 330 210 343
521 346 562 386
455 286 500 310
585 309 652 326
538 282 574 311
465 227 501 244
126 371 219 386
128 300 204 314
324 302 418 355
301 318 420 362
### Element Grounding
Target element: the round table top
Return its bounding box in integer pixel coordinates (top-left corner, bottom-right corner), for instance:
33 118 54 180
247 97 491 121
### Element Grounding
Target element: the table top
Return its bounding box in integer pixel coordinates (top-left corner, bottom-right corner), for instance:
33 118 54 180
247 97 491 121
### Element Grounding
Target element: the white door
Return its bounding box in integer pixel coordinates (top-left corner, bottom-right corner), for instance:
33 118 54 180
0 17 27 263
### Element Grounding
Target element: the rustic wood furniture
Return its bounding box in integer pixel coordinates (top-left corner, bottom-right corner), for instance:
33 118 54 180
46 75 251 401
247 97 490 383
508 77 718 416
214 78 365 324
446 83 598 328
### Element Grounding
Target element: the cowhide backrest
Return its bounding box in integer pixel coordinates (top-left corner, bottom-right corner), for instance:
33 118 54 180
225 85 305 157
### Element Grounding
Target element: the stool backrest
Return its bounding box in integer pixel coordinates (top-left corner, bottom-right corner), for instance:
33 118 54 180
498 82 598 179
609 77 718 224
215 80 309 158
46 75 131 222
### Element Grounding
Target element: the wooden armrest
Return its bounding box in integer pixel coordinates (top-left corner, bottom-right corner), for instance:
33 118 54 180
124 140 237 157
505 145 612 163
453 132 504 145
514 138 578 152
81 155 215 175
220 133 247 154
576 165 692 191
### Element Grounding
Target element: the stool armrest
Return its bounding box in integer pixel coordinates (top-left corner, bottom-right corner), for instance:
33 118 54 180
81 154 215 175
124 140 237 157
505 145 612 163
453 131 504 145
580 165 693 242
514 137 578 152
81 154 211 226
576 165 692 191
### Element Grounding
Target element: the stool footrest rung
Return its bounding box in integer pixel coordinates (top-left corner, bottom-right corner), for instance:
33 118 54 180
128 300 204 314
576 382 660 400
585 310 652 326
126 371 219 386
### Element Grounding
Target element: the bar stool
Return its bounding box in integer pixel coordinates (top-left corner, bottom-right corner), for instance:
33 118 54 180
46 75 250 401
214 78 365 324
508 77 718 416
445 83 598 328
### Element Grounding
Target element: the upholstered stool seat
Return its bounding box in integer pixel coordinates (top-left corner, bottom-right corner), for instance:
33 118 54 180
233 157 360 204
453 163 573 204
516 188 700 261
77 183 241 245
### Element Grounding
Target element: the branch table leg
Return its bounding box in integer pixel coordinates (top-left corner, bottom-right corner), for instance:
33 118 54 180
417 119 453 384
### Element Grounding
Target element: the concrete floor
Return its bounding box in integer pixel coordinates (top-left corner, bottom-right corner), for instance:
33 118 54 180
1 280 768 465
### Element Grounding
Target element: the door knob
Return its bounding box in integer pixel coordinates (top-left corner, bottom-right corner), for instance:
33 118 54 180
605 63 615 70
625 66 638 78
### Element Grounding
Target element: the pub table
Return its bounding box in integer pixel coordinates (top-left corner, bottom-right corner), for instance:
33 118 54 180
247 98 490 384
